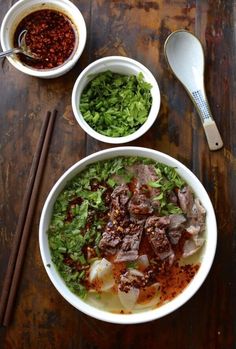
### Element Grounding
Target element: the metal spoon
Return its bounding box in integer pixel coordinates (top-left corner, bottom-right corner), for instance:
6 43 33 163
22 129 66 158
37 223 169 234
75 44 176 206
164 29 223 151
0 30 40 60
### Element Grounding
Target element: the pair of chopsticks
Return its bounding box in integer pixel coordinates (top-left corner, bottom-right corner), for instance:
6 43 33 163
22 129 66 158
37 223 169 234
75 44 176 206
0 110 57 327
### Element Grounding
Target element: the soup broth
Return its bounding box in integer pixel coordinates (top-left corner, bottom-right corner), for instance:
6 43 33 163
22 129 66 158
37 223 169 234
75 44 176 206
48 157 206 313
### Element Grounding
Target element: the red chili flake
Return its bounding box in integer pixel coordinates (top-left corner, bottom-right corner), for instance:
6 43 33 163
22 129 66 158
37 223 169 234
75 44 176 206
13 9 76 69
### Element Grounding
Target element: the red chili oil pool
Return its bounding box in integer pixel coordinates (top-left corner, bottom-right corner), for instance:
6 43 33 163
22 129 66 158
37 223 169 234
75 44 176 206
13 9 77 69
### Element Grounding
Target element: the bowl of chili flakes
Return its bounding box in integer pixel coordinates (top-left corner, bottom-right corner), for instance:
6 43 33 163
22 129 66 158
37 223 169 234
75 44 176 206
0 0 87 78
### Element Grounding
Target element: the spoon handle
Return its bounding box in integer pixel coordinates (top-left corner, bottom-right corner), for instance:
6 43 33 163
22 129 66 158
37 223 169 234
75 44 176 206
191 89 223 150
0 48 21 59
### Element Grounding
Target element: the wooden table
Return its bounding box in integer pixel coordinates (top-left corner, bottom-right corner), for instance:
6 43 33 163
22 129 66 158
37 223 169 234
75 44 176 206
0 1 235 348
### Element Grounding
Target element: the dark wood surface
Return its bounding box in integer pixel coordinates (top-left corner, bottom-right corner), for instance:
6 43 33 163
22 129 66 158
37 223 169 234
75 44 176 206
0 1 235 348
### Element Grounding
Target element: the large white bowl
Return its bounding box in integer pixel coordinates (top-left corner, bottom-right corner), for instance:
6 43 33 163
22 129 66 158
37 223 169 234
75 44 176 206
0 0 87 78
39 147 217 324
71 56 161 143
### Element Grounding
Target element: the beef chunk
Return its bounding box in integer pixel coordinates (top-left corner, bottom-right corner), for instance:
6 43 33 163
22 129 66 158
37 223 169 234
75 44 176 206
115 223 144 262
189 198 206 230
100 183 144 259
177 186 194 214
99 229 121 255
128 194 153 215
147 227 174 264
177 188 205 231
176 189 206 256
133 164 158 186
167 214 186 244
128 193 153 223
167 230 182 245
99 184 132 255
132 164 161 205
99 212 128 255
100 220 143 262
115 249 138 262
182 236 205 258
169 214 186 229
168 191 178 204
111 184 131 206
145 216 174 264
182 225 205 257
145 215 170 229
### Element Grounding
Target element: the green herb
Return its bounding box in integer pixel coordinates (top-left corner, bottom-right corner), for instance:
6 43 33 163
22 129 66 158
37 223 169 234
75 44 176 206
148 163 185 215
79 71 152 137
126 261 138 269
161 203 183 215
95 293 101 300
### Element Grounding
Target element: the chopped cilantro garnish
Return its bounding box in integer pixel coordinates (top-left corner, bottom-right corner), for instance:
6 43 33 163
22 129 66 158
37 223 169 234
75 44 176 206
126 261 138 269
79 71 152 137
149 163 185 215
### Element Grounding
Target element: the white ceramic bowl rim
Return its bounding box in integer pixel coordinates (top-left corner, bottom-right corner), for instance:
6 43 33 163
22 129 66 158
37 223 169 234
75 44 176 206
71 56 161 144
39 146 217 324
0 0 87 78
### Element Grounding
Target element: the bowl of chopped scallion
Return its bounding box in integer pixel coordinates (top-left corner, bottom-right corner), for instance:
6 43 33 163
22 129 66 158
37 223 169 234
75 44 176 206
72 56 161 143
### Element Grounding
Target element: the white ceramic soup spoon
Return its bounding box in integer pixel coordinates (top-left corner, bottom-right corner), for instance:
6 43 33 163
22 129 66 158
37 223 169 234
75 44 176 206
164 30 223 151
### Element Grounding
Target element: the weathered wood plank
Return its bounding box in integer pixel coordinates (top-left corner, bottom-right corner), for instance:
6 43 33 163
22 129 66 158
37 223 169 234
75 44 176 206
0 0 235 348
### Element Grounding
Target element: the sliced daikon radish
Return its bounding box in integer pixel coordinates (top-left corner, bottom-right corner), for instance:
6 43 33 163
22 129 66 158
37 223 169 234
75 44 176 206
89 260 101 283
118 287 140 310
137 255 150 269
89 258 115 291
135 283 160 310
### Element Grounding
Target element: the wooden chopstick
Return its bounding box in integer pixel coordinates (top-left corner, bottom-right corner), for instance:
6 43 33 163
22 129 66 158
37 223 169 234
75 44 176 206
0 110 57 326
0 111 51 325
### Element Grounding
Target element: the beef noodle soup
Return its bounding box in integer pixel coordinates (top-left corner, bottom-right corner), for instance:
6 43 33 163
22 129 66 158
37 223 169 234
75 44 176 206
48 157 206 313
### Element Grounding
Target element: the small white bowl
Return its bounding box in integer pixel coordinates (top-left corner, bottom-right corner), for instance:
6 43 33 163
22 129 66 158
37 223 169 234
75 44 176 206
0 0 87 78
71 56 161 143
39 146 217 324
